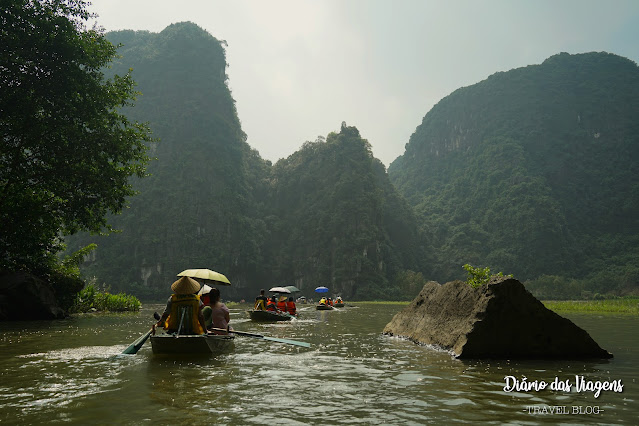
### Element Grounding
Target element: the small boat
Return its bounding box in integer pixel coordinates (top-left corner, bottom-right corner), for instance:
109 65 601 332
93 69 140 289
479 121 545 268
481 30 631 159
150 333 235 355
247 309 294 322
333 302 345 307
316 304 334 310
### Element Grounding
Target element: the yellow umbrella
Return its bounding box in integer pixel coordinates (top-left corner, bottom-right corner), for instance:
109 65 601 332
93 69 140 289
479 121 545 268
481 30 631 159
177 269 231 286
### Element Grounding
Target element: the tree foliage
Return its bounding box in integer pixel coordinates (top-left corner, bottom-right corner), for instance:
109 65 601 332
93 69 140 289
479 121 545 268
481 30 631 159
463 264 510 288
0 0 152 273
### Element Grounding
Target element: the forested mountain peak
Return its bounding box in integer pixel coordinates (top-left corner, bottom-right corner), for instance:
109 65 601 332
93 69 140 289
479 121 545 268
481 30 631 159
264 122 429 299
388 51 639 297
108 22 228 78
66 22 262 299
392 51 639 176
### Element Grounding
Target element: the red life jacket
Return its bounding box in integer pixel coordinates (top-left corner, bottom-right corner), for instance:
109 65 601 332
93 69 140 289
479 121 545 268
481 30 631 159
277 300 287 311
266 300 277 311
286 301 296 315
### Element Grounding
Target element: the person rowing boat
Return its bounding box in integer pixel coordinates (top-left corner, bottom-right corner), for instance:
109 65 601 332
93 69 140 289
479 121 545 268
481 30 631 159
154 276 206 335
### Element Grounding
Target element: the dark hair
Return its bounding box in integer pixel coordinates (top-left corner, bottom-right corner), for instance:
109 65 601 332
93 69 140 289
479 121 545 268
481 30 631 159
209 287 221 304
288 297 294 301
260 289 265 294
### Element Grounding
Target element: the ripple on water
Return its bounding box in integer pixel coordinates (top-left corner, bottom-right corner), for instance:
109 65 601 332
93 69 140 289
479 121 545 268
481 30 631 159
1 305 637 424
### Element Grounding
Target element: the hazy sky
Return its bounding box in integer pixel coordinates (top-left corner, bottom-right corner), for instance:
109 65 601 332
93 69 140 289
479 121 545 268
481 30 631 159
87 0 639 166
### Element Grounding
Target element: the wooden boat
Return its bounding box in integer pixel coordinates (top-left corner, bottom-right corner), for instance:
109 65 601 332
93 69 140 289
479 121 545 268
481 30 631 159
150 333 235 355
316 304 334 310
247 309 294 322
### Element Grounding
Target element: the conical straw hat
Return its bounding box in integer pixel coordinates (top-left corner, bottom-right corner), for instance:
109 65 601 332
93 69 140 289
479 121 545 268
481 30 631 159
171 276 201 295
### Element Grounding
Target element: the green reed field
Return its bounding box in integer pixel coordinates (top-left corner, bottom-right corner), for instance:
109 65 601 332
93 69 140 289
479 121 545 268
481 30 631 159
543 298 639 314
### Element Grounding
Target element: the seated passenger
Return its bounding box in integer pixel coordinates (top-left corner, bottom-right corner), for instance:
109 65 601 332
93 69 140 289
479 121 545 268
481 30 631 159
276 295 287 312
202 287 231 335
254 289 268 310
266 296 278 311
286 297 297 316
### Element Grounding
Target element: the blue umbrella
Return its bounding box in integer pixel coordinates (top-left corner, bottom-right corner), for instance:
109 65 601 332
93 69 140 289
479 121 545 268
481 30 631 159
315 286 329 293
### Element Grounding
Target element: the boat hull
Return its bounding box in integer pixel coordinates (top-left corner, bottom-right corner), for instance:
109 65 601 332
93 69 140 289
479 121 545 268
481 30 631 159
316 304 334 310
150 334 235 355
333 303 345 307
248 309 294 322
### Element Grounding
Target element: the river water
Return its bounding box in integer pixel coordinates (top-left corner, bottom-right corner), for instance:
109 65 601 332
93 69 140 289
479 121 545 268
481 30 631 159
0 303 636 425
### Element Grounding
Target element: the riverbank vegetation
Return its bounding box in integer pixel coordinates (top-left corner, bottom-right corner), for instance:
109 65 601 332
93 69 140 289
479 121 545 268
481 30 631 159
543 298 639 314
1 0 152 312
70 284 141 313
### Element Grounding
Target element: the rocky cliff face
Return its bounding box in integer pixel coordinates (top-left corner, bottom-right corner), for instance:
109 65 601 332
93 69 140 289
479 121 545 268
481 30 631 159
383 276 612 359
0 272 65 320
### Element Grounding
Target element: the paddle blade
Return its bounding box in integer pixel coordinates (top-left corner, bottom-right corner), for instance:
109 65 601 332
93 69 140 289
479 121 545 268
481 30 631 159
122 329 153 354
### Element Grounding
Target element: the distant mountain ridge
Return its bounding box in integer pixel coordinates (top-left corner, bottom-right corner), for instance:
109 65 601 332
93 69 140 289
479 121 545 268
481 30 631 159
68 23 639 299
389 52 639 296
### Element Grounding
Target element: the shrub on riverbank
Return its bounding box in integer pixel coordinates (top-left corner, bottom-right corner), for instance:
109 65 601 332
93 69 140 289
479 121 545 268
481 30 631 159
543 298 639 314
463 264 512 288
70 284 141 313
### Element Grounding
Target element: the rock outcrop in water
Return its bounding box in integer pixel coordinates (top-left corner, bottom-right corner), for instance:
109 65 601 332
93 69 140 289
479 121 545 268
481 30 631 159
0 272 65 320
383 276 613 359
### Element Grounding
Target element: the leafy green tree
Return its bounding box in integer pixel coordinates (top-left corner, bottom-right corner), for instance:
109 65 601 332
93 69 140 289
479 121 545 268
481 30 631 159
0 0 152 273
463 264 511 288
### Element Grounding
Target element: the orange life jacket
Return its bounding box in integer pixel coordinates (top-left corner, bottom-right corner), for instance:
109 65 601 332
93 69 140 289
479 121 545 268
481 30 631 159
286 301 296 315
277 300 287 311
266 300 277 311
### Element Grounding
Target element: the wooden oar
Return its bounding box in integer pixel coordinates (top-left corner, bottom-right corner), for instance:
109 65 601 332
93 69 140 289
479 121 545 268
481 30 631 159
121 311 162 355
175 309 186 337
122 328 153 354
209 328 311 348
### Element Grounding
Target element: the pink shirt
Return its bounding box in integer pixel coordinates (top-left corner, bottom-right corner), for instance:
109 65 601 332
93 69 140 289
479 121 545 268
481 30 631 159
208 302 230 334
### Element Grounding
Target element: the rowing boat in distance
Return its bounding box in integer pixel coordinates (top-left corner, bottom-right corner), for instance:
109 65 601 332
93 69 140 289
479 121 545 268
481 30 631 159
316 304 334 310
247 309 294 322
150 333 235 355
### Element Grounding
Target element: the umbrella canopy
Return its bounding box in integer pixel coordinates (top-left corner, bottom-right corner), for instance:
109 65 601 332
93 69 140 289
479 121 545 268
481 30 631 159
269 286 291 294
197 284 213 296
178 269 231 286
315 286 329 293
284 286 301 293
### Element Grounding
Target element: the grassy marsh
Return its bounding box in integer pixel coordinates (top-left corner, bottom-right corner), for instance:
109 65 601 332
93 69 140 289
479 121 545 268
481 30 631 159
543 298 639 314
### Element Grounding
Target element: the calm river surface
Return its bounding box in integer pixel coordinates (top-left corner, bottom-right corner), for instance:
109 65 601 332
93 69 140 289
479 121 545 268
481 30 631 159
0 303 637 425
